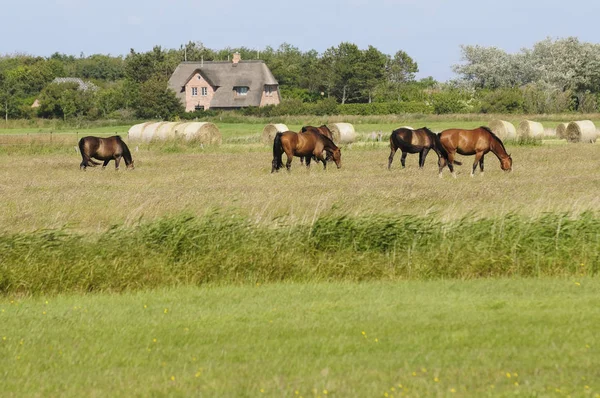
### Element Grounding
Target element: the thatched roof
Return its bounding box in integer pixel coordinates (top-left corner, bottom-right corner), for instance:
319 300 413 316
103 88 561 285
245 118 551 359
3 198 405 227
168 60 278 108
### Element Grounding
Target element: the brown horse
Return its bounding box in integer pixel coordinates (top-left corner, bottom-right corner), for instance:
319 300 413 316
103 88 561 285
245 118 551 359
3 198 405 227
388 126 450 170
271 130 341 172
438 126 512 178
78 135 134 170
299 125 335 165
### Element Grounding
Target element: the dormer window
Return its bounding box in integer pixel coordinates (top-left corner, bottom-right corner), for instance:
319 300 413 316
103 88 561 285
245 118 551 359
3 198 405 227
235 86 248 96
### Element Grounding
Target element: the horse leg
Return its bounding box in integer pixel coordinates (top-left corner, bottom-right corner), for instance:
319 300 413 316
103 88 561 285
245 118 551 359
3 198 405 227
285 151 293 172
419 148 430 169
447 152 456 178
479 155 485 176
102 160 110 170
472 152 483 177
388 147 397 170
400 151 408 168
115 156 122 170
305 156 311 169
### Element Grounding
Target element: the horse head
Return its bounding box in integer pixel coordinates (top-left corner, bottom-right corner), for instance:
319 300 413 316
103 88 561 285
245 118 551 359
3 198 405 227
330 147 342 169
501 155 512 171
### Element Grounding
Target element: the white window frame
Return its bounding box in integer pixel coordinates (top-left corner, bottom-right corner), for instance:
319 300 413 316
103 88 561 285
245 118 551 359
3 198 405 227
236 86 248 96
201 87 208 96
191 87 198 97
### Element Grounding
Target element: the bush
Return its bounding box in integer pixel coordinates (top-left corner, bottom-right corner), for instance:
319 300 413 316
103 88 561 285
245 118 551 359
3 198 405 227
478 88 525 113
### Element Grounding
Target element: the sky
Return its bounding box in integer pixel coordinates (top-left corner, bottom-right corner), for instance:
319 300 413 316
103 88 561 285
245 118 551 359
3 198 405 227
2 0 600 82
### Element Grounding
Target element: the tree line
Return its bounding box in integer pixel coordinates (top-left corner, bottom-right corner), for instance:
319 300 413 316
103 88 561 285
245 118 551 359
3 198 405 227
0 37 598 121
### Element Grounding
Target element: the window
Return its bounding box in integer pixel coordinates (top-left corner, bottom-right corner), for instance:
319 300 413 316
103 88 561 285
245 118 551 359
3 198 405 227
265 86 273 97
195 104 205 111
191 87 198 96
201 87 208 96
235 86 248 96
197 75 202 80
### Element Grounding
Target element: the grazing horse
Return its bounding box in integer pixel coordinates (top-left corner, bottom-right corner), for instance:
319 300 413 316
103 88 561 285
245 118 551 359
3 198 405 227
438 126 512 178
78 135 134 170
388 126 450 170
271 131 341 172
299 125 335 165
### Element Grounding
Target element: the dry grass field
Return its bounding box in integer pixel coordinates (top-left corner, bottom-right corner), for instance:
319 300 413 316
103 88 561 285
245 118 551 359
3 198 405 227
1 134 599 234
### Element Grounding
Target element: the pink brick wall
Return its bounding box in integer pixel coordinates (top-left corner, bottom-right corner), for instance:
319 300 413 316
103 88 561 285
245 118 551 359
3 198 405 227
260 85 280 107
184 72 214 111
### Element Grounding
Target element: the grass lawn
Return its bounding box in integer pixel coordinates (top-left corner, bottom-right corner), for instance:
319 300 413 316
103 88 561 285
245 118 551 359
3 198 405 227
1 279 598 397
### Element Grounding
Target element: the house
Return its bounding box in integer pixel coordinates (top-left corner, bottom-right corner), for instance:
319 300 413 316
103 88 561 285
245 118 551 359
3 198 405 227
167 53 280 111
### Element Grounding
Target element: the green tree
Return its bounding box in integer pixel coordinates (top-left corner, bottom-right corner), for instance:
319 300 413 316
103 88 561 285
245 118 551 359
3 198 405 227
130 77 183 119
321 42 364 104
37 82 96 119
359 46 387 103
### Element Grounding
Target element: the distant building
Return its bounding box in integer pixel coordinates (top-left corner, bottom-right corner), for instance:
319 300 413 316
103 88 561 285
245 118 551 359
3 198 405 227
31 77 97 108
51 77 97 91
167 53 280 111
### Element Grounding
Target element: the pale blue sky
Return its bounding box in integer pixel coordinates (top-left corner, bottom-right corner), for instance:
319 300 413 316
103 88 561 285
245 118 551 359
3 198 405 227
2 0 600 81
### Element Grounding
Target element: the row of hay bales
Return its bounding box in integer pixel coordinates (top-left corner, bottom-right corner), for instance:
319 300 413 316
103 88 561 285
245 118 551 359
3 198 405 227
128 122 222 145
262 123 357 144
489 119 598 143
128 121 359 146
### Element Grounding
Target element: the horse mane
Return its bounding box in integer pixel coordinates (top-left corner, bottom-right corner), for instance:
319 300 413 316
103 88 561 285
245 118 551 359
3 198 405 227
480 126 508 154
420 127 436 136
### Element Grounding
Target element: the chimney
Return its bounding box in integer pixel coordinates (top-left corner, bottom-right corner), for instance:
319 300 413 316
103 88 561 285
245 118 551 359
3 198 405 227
232 52 241 64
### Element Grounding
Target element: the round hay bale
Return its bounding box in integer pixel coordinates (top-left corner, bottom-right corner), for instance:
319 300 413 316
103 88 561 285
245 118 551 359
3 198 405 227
179 122 222 145
155 122 184 140
262 123 289 144
489 120 517 140
141 121 169 142
327 122 356 144
565 120 597 143
517 120 544 138
556 123 569 139
128 122 153 141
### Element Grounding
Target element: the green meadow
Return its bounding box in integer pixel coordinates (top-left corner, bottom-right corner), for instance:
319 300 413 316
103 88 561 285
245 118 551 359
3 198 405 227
1 280 599 397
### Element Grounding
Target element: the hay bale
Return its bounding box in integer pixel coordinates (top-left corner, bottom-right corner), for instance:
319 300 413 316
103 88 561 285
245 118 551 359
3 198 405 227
565 120 597 143
517 120 544 138
155 122 184 140
262 123 289 144
489 120 517 140
556 123 569 139
141 122 169 142
327 122 356 144
128 122 153 141
179 122 222 145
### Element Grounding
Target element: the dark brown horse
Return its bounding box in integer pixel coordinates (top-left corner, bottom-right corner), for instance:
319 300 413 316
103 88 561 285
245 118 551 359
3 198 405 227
271 130 341 172
300 125 335 141
78 135 134 170
299 125 335 165
388 126 450 170
438 126 512 178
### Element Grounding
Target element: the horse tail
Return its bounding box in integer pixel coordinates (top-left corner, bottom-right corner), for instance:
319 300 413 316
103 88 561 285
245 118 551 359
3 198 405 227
435 133 462 165
78 137 99 167
272 132 284 170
